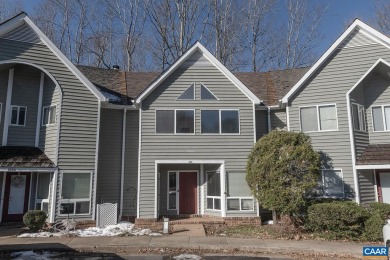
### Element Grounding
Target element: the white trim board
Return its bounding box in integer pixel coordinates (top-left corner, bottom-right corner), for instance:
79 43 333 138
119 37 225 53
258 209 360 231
282 19 390 104
356 165 390 170
0 13 107 102
135 42 260 104
155 160 225 164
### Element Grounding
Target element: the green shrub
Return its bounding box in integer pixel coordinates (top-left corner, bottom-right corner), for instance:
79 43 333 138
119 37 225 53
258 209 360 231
23 210 47 232
306 201 369 240
363 202 390 241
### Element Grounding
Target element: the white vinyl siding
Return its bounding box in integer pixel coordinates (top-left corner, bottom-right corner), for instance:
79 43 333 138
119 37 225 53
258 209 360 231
10 105 27 126
300 104 337 132
372 105 390 132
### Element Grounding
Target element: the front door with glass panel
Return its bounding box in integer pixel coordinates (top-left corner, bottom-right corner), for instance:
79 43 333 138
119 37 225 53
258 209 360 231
379 172 390 204
3 173 31 222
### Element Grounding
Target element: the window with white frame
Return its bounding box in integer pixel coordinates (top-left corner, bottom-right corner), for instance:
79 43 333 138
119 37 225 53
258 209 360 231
227 197 254 211
351 103 366 131
372 105 390 131
206 171 221 210
42 105 56 126
35 173 51 214
300 104 337 132
10 105 27 126
60 172 91 215
155 109 194 134
168 172 177 210
314 169 344 198
201 110 239 134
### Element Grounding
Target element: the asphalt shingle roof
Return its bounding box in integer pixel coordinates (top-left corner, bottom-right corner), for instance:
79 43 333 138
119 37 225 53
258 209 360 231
356 144 390 165
0 146 55 168
77 65 309 106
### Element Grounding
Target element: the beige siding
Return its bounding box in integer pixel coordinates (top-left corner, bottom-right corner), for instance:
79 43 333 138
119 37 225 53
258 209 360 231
255 110 268 140
270 109 286 130
39 75 61 163
140 51 256 218
123 110 139 216
288 40 390 199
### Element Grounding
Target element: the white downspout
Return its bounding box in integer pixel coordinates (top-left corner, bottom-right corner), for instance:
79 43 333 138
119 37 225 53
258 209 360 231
267 107 271 132
119 108 127 221
220 163 226 217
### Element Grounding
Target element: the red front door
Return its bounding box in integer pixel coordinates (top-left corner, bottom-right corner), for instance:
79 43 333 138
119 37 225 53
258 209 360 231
179 172 197 214
3 173 31 222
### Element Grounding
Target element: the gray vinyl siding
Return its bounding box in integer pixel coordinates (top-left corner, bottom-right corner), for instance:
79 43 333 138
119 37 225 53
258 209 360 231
96 109 122 208
339 29 377 49
8 65 41 146
123 110 139 216
288 38 390 199
350 85 369 158
270 109 287 130
39 75 60 163
139 51 256 218
364 76 390 144
1 22 42 44
0 38 99 173
255 110 268 140
358 170 376 205
0 70 8 140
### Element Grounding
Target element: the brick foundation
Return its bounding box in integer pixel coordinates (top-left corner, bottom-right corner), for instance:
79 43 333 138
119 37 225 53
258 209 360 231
75 220 96 229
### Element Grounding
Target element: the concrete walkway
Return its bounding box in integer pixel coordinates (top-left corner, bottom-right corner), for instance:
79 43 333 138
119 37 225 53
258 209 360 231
0 235 368 258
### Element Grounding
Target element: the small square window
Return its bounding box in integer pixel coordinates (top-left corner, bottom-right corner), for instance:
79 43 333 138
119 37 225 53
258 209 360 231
42 106 56 126
10 106 27 126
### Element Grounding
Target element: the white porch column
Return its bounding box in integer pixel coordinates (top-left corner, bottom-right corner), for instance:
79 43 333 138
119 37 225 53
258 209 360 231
200 164 204 215
35 72 44 147
0 172 6 223
2 68 14 146
220 163 226 217
49 170 58 223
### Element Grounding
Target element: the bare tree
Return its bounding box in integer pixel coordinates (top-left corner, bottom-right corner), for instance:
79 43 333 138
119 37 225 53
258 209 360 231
374 1 390 36
268 0 329 69
145 0 209 70
0 0 23 22
245 0 275 72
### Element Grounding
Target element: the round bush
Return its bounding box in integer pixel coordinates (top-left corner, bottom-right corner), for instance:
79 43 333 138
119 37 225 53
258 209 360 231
363 202 390 241
23 210 47 232
306 201 369 240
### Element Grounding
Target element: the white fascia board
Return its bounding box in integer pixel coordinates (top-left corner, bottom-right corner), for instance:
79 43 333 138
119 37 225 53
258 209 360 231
281 19 390 104
0 14 107 102
135 42 261 104
356 165 390 170
347 58 390 95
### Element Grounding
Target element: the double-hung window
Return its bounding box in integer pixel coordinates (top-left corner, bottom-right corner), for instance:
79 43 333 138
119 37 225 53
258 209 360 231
42 105 56 126
206 171 221 210
156 109 194 134
10 105 27 126
60 172 92 215
372 105 390 131
351 103 366 131
201 110 239 134
300 104 337 132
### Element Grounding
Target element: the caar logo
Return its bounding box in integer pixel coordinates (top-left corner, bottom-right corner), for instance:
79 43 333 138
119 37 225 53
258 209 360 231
363 246 388 259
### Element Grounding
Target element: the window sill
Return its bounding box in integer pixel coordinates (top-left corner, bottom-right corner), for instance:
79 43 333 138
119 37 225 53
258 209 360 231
302 129 339 133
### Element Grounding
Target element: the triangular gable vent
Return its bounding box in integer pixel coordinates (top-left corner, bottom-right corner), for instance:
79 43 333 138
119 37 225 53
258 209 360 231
177 83 195 100
201 84 218 100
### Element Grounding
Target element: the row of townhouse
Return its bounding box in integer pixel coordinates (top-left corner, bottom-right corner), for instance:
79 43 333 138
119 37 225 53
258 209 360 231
0 12 388 224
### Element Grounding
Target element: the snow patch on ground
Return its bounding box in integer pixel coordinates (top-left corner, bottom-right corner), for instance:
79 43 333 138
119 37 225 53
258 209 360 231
18 222 162 238
173 254 203 260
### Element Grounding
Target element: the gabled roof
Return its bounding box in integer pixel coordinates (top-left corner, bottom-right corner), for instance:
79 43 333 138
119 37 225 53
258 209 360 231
356 144 390 165
0 12 107 101
135 42 261 104
282 19 390 103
